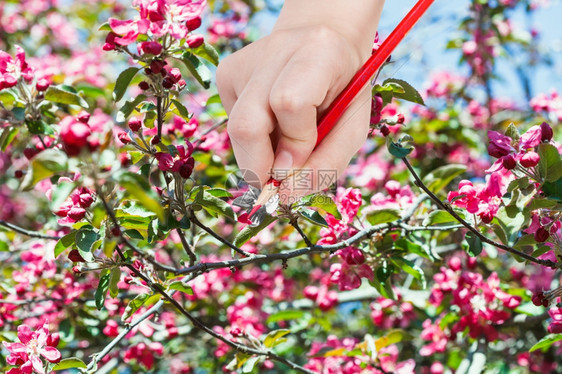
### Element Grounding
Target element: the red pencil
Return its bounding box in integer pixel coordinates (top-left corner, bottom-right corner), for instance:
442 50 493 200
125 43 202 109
248 0 435 225
315 0 435 147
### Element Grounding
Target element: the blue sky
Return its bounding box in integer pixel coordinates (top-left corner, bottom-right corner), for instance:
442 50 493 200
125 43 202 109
252 0 562 105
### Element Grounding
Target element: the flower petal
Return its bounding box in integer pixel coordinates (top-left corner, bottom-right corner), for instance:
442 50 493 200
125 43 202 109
41 346 62 363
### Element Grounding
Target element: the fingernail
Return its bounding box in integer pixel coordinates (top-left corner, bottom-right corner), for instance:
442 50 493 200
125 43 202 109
272 150 293 180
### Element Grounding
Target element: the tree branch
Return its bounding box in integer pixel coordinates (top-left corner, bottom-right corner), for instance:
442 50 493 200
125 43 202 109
176 228 196 266
0 220 61 241
401 157 559 269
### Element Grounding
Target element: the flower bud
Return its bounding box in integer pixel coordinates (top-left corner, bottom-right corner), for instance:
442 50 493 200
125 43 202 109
79 193 94 208
76 110 90 123
111 226 121 237
548 323 562 334
397 113 405 124
14 170 23 178
520 151 540 168
118 132 131 145
534 227 549 243
177 79 186 90
139 81 150 90
501 154 516 170
68 249 86 262
138 41 163 56
179 162 193 179
36 78 50 92
162 77 174 89
128 118 142 132
540 122 553 142
150 60 165 74
186 34 204 48
303 286 319 300
380 125 390 137
186 16 202 31
151 135 160 145
168 68 182 83
68 207 86 221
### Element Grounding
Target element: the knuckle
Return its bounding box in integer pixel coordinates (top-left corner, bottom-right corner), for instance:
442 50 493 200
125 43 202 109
269 89 309 114
227 116 262 140
215 56 234 88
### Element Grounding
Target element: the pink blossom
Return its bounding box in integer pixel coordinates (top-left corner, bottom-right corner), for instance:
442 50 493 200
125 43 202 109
419 319 447 355
3 323 61 374
330 262 374 291
123 342 164 369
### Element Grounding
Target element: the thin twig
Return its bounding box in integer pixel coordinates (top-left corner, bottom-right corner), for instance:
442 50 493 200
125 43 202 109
0 220 60 240
402 157 558 269
191 214 252 257
97 192 314 373
176 228 196 266
291 219 314 248
86 299 166 371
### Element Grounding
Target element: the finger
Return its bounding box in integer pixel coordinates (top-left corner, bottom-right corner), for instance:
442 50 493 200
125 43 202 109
268 51 337 179
215 57 238 114
278 88 371 203
227 77 278 188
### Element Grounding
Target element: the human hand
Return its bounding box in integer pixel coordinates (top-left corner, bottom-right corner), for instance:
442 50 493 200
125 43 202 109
216 0 384 203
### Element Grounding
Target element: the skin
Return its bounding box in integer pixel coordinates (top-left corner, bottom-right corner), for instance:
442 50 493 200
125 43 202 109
216 0 385 203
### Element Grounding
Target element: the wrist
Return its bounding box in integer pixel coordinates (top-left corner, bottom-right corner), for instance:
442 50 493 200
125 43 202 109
273 0 384 60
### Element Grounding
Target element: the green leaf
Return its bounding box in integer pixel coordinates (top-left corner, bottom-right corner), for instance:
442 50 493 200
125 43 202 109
26 119 54 135
381 78 425 105
422 210 457 226
191 42 220 66
464 232 483 257
113 67 140 102
242 356 262 373
168 281 194 295
45 85 89 108
505 123 520 144
122 293 150 321
266 310 306 324
75 228 100 253
0 91 16 108
386 136 414 158
52 357 87 371
366 208 401 226
422 164 467 194
530 334 562 352
301 194 342 219
98 22 111 31
192 187 235 219
263 329 290 348
538 143 562 182
0 126 18 151
542 177 562 202
20 149 68 191
109 267 121 298
171 99 190 119
178 52 212 89
205 188 233 198
300 208 328 227
116 94 147 123
124 229 144 240
233 215 277 247
119 172 165 222
54 231 77 258
391 258 426 288
528 198 557 210
95 271 111 310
